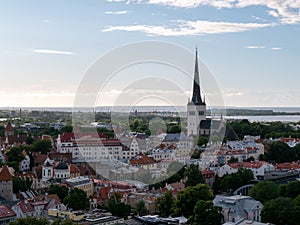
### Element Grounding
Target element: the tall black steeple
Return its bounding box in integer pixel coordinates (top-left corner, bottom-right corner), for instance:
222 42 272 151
191 48 205 105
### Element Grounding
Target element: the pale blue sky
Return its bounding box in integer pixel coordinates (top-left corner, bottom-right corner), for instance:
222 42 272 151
0 0 300 107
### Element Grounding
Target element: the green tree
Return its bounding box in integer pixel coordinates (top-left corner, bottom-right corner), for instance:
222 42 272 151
172 184 213 218
249 181 279 204
13 177 32 193
293 194 300 206
48 184 69 202
267 141 295 163
63 188 90 210
10 217 49 225
261 197 300 225
52 218 75 225
228 157 238 163
190 200 222 225
60 125 73 134
134 200 148 216
108 193 131 219
217 169 253 194
156 191 174 217
184 164 204 187
197 136 208 147
5 145 27 162
31 139 52 154
285 180 300 199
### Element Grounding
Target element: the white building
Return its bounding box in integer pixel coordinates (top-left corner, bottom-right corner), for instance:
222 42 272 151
217 161 275 179
213 195 263 223
57 132 145 162
20 150 31 172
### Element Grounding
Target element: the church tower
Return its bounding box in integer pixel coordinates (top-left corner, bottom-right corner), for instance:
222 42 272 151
187 48 206 136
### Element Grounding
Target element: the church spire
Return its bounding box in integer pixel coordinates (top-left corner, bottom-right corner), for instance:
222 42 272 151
191 48 204 105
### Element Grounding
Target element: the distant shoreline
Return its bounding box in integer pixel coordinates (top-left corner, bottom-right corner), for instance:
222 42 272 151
1 106 300 115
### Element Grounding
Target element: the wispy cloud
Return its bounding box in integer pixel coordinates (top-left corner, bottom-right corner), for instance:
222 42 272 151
118 0 300 24
33 49 73 55
103 20 273 36
24 92 75 97
251 15 267 22
105 10 128 15
271 47 282 50
245 45 266 49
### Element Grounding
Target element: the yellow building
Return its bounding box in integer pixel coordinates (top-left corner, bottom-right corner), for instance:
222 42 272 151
48 209 85 221
65 176 93 197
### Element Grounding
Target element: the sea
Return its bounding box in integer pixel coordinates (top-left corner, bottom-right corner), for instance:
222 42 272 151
1 106 300 122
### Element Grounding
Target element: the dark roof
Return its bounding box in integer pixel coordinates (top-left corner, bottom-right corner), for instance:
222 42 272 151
225 127 239 141
199 119 225 130
49 152 72 164
55 161 68 170
163 133 190 142
6 134 27 145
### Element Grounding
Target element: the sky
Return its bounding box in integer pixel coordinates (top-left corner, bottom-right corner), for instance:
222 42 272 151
0 0 300 108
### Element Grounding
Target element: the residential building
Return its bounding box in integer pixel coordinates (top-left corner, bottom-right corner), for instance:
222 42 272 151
0 205 16 224
20 150 31 172
64 176 94 197
217 161 275 179
213 195 263 223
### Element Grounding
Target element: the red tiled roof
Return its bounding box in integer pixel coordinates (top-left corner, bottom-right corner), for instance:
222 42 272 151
70 164 81 174
228 161 263 169
33 153 48 165
0 165 13 181
19 201 34 213
93 186 112 204
167 182 185 191
35 165 43 179
275 162 300 170
60 132 106 142
93 179 136 189
16 172 36 180
0 205 16 219
130 154 155 165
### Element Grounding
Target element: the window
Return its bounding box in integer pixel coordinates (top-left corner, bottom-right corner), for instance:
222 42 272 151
189 111 195 115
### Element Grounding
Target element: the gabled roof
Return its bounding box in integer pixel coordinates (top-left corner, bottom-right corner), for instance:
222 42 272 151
34 153 48 165
0 205 16 218
0 165 13 181
18 201 35 213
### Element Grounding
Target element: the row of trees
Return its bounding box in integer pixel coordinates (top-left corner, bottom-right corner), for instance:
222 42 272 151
249 180 300 225
212 168 254 194
263 141 300 163
228 119 297 139
156 184 222 225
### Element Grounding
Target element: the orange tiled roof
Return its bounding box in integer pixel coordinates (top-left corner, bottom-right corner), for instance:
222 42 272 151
130 154 155 165
0 165 13 181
